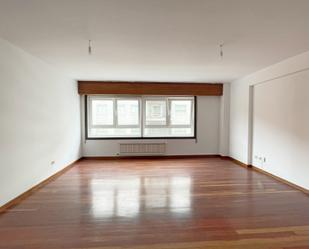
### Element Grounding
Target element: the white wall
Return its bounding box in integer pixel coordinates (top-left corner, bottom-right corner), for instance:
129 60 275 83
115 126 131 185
229 81 251 163
253 72 309 189
0 38 81 207
219 83 230 156
82 96 223 156
230 50 309 189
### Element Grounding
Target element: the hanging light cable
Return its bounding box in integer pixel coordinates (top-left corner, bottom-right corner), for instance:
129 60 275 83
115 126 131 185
88 40 92 55
219 43 224 59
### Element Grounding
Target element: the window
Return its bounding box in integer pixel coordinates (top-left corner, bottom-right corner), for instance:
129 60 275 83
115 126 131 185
170 100 192 125
91 99 114 125
86 96 195 139
145 100 167 126
87 96 141 138
143 97 194 137
117 99 139 126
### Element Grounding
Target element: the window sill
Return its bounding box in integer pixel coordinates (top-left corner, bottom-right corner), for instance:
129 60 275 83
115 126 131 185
85 136 196 140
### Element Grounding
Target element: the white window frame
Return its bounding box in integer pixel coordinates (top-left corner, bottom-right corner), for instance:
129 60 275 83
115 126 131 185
115 98 141 128
143 97 168 128
88 96 115 128
88 95 142 130
86 95 195 139
143 96 194 129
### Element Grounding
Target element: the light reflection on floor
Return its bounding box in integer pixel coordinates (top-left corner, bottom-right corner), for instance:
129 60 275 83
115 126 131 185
91 176 192 218
170 177 192 213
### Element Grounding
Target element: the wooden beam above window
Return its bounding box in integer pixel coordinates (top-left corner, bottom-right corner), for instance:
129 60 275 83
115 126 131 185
78 81 223 96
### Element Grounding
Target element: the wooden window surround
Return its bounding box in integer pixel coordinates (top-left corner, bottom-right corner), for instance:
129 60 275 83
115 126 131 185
78 81 223 96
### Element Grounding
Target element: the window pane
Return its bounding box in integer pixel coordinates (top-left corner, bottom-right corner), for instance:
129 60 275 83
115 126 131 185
145 100 166 126
170 100 192 125
117 100 139 126
91 99 113 125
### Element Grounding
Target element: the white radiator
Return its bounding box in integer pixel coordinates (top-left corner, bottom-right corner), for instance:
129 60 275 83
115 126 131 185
119 143 166 155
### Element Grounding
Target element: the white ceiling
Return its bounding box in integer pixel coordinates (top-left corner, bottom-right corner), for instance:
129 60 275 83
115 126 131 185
0 0 309 83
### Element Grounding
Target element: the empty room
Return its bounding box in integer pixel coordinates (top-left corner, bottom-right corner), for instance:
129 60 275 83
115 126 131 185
0 0 309 248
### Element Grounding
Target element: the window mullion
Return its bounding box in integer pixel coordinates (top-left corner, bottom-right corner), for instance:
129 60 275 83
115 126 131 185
191 99 194 127
114 98 118 128
166 98 171 127
141 97 144 138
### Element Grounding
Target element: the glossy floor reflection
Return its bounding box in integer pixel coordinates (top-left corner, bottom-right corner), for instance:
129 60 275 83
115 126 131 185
1 158 309 249
91 176 192 218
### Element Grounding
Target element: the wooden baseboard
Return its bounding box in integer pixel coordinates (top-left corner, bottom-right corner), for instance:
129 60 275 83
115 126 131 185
82 154 221 160
0 158 82 213
222 156 252 168
250 165 309 195
226 156 308 196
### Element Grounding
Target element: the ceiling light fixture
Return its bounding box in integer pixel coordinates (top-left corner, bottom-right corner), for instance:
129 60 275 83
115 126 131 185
88 40 92 55
219 43 224 59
